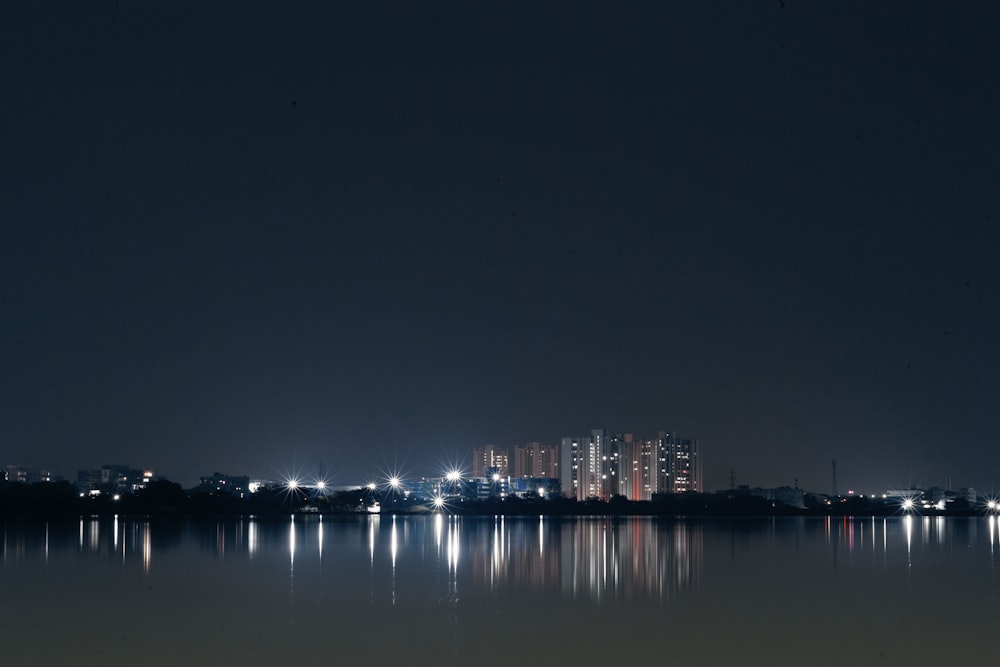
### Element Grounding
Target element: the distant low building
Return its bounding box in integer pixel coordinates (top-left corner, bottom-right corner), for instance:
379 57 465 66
77 469 103 492
509 477 561 499
198 472 250 497
733 485 805 509
248 479 278 493
4 465 37 484
76 464 155 495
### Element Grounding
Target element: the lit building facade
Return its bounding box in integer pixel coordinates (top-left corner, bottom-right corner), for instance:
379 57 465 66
562 429 701 500
512 442 558 479
669 437 701 493
472 446 509 478
560 436 585 501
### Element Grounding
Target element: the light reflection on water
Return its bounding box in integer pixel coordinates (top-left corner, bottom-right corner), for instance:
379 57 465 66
3 515 1000 590
1 515 705 601
2 515 1000 662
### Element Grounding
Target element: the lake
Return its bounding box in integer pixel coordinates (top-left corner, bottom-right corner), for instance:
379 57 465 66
2 514 998 665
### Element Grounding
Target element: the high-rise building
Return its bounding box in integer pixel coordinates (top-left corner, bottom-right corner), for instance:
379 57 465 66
559 429 701 500
608 434 662 501
591 428 612 500
656 432 673 494
471 446 509 478
670 437 701 493
559 430 614 501
560 436 585 501
512 442 557 478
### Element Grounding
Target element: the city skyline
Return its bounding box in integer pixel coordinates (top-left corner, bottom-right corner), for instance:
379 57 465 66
3 429 983 500
4 3 1000 496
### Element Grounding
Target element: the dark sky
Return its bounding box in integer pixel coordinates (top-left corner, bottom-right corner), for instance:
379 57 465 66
3 2 999 492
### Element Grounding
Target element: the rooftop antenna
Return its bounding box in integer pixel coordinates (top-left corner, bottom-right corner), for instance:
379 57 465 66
831 459 838 497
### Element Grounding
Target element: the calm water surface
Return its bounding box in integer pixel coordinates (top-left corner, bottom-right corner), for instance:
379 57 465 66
2 515 999 665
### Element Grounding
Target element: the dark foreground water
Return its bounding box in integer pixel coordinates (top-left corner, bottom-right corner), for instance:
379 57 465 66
2 514 999 665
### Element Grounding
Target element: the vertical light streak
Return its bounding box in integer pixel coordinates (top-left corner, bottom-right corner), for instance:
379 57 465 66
289 516 296 602
248 520 258 559
904 515 913 557
491 517 499 589
390 516 398 606
317 518 324 563
447 517 459 573
501 515 506 567
434 512 443 555
88 519 99 553
141 522 151 575
538 515 544 558
601 524 608 600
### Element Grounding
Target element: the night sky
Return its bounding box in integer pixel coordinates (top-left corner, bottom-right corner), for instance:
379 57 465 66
3 2 999 492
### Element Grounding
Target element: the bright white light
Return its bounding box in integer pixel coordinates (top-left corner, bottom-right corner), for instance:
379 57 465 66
433 496 445 508
112 494 121 501
389 476 401 489
445 470 461 482
367 482 377 491
902 498 914 511
988 500 998 511
315 480 326 490
492 473 501 482
287 479 299 490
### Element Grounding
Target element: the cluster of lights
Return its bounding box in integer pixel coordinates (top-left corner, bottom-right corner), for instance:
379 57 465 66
278 467 520 512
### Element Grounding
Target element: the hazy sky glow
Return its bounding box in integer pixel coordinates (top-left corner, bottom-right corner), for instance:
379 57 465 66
3 2 999 491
